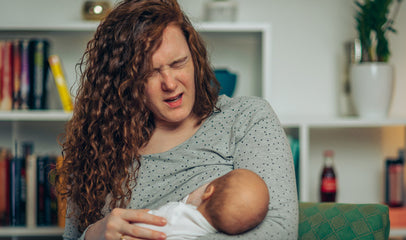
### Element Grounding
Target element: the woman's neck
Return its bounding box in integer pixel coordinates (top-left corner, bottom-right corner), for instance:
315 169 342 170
139 115 202 155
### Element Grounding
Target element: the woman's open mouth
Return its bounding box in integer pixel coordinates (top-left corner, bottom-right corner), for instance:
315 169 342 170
164 93 183 107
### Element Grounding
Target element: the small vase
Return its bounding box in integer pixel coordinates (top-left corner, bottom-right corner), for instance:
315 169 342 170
214 69 237 97
350 63 394 118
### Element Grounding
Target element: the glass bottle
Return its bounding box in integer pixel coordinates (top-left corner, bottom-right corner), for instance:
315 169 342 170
320 150 337 202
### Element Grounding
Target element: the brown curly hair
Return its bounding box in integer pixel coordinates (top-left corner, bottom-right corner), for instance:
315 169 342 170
55 0 219 233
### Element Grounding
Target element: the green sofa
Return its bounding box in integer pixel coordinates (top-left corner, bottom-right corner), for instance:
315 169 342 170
299 202 390 240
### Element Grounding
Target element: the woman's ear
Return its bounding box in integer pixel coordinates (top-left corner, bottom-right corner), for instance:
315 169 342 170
201 184 215 201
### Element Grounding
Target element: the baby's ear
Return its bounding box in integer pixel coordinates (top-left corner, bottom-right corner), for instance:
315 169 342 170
201 184 215 200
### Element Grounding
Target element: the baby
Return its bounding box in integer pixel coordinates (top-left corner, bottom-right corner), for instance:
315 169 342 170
136 169 269 239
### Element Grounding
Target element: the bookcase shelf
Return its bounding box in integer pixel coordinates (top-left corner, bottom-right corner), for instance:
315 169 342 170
280 116 406 128
280 117 406 238
0 227 64 237
0 21 269 33
0 111 71 121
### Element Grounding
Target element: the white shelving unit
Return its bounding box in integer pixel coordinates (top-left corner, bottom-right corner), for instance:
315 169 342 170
281 116 406 238
0 21 270 239
280 116 406 201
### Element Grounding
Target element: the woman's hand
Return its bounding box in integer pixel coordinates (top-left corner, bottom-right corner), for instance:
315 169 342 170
85 208 167 240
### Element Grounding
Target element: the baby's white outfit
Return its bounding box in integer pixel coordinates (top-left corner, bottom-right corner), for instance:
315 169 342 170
135 196 217 240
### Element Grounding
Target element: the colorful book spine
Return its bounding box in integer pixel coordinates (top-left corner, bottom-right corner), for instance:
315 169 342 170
0 41 3 109
46 156 58 225
0 41 14 111
9 156 25 226
0 148 11 226
36 155 59 226
36 156 46 226
20 39 30 110
12 40 22 110
26 154 37 227
32 39 50 110
1 144 63 227
48 55 73 112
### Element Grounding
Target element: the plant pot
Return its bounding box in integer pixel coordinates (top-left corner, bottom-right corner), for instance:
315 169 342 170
350 63 394 118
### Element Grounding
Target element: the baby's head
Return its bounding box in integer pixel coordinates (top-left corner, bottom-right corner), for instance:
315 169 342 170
197 169 269 235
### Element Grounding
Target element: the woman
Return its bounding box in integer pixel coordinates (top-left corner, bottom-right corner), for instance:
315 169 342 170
56 0 298 239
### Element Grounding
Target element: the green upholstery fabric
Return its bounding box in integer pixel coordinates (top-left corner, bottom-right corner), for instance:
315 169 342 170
298 202 390 240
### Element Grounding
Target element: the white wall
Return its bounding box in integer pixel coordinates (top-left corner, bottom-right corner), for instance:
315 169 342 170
179 0 406 118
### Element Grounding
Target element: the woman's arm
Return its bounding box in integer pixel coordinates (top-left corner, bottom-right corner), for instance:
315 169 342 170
198 97 299 239
85 208 167 240
63 203 167 240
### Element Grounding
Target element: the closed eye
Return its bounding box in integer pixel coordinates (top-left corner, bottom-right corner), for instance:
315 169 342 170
170 56 188 68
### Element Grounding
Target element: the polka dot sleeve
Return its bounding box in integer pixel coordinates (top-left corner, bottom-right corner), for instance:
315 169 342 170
197 96 299 239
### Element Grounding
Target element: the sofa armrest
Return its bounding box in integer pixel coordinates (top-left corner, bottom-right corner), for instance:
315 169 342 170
299 202 390 240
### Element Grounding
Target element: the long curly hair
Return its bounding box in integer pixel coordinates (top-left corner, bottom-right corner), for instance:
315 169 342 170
55 0 219 232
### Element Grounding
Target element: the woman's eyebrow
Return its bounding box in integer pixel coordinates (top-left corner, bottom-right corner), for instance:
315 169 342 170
171 56 188 65
153 56 188 71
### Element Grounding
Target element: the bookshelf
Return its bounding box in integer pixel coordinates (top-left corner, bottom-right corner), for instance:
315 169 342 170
0 21 270 239
280 116 406 238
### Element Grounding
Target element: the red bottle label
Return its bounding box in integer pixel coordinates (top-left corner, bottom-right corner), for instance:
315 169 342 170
321 178 336 193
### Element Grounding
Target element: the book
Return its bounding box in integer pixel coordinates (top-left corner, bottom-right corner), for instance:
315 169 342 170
36 155 58 226
9 156 25 226
0 41 14 111
25 154 37 227
46 156 58 225
0 41 3 109
36 155 47 226
31 39 50 109
20 39 30 110
12 40 22 110
48 55 73 112
0 148 11 226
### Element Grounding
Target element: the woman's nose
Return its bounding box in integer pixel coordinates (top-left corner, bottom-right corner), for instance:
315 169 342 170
161 70 177 91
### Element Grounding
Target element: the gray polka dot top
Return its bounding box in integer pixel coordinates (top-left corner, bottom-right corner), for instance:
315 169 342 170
63 95 299 240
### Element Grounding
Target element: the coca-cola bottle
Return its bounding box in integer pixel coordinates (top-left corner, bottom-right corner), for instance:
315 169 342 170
320 150 337 202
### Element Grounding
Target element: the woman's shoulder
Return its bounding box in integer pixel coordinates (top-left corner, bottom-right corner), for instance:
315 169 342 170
216 95 273 115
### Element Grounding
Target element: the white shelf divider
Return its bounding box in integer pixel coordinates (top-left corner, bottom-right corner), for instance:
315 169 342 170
0 111 72 121
0 227 64 237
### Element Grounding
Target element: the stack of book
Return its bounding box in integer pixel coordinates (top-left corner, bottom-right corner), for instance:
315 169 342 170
0 39 73 112
0 146 65 228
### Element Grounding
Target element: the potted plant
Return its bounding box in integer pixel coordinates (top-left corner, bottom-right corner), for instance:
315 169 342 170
350 0 403 118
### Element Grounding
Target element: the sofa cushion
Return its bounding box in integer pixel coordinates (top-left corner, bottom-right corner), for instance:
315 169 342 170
299 202 390 240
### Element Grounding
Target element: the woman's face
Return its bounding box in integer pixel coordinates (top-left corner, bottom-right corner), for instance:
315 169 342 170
145 24 196 128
